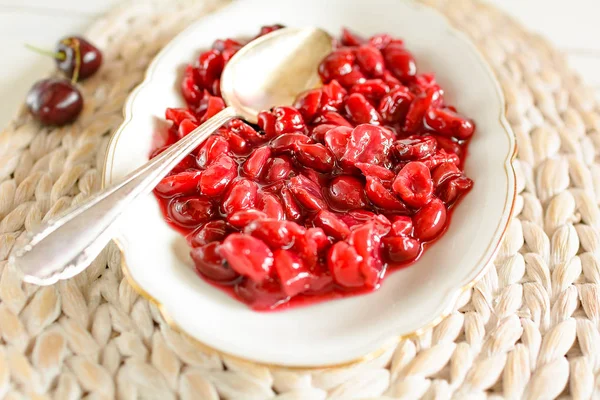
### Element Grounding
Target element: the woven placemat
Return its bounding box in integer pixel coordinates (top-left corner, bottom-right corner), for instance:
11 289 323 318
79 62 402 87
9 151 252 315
1 0 598 398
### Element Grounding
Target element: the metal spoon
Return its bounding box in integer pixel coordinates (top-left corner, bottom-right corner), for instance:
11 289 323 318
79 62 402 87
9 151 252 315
11 27 333 285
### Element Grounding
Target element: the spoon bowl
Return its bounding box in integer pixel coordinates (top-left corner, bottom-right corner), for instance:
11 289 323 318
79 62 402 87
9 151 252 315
222 27 333 123
12 27 333 285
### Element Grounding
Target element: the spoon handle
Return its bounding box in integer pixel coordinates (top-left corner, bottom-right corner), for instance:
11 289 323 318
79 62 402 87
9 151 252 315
11 107 238 285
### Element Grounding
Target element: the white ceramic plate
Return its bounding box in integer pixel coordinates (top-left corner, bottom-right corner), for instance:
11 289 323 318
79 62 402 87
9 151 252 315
103 0 516 367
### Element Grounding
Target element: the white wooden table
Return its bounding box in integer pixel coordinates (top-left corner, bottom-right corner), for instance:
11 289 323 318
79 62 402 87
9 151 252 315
0 0 599 128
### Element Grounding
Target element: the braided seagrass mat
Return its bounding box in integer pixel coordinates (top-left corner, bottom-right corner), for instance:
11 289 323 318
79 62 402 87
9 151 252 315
1 0 600 398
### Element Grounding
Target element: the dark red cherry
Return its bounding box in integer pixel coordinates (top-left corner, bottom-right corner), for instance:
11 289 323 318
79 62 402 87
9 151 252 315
257 24 286 37
56 36 103 81
26 78 83 126
191 243 240 283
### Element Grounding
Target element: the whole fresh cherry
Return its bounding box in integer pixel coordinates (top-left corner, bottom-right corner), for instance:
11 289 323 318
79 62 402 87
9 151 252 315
56 36 103 81
26 78 83 126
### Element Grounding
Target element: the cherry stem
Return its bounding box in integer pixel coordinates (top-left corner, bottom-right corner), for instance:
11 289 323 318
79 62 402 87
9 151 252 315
70 39 81 84
25 43 66 61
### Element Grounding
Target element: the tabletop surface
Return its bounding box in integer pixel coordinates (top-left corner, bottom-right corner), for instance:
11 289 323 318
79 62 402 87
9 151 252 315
0 1 597 397
0 0 599 129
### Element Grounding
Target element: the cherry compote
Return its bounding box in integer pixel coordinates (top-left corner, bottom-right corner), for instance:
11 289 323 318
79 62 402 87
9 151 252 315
152 26 475 311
